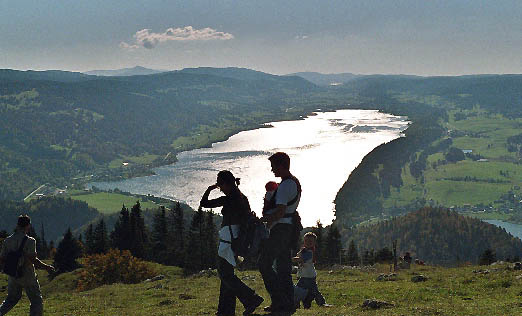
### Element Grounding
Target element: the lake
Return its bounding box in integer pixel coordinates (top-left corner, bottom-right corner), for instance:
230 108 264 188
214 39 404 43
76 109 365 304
91 109 409 227
485 220 522 240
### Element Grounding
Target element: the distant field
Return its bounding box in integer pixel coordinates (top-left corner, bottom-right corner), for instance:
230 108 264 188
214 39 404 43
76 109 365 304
69 192 160 214
382 110 522 211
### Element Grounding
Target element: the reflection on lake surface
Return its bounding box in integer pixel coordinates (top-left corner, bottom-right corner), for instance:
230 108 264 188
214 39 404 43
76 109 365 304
91 109 409 227
485 220 522 240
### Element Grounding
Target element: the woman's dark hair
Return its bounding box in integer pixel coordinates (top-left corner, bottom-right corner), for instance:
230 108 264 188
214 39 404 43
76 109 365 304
217 170 240 186
17 214 31 228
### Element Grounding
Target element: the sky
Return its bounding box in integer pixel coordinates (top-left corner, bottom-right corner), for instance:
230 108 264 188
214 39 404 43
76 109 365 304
1 0 521 75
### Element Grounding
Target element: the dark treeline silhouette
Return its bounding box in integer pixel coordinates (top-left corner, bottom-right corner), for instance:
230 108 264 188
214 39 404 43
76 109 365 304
346 207 522 266
52 201 219 274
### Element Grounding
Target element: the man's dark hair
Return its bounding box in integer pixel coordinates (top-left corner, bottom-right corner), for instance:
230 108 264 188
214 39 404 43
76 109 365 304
17 214 31 228
269 152 290 170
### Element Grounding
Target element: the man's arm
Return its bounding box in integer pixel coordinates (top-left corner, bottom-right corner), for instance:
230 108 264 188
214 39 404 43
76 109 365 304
261 204 286 226
27 255 55 273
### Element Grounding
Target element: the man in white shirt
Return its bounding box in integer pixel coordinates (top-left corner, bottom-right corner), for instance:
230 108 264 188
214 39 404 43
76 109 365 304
0 215 54 316
259 152 301 315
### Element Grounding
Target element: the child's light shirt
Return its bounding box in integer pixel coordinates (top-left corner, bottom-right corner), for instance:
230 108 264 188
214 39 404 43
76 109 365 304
297 248 317 278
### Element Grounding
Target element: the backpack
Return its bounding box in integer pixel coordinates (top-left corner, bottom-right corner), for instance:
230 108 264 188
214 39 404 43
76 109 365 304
2 235 28 278
268 175 303 250
230 211 268 258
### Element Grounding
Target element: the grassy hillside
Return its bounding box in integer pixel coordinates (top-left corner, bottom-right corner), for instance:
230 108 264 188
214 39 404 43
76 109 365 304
2 262 522 315
383 109 521 220
334 74 522 228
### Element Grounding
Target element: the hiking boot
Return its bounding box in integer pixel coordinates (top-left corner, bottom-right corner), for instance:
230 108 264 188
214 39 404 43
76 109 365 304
243 294 263 315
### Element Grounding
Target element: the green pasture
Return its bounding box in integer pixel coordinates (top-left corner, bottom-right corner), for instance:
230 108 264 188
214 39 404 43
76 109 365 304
425 180 512 206
383 111 521 211
460 211 511 221
2 263 522 316
69 192 160 214
426 160 520 184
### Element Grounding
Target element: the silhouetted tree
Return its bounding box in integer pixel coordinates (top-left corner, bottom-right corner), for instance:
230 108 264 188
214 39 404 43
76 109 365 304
168 202 185 267
151 206 169 264
111 204 131 251
346 240 360 266
84 223 95 255
479 249 496 265
202 210 218 269
39 223 49 259
184 207 204 273
325 224 342 264
312 220 325 264
53 228 82 273
129 201 147 258
93 218 109 254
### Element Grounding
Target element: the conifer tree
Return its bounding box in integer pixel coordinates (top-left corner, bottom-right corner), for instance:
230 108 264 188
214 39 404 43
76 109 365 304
203 210 218 269
167 201 185 267
151 206 169 264
93 218 109 254
479 248 496 265
184 207 204 273
39 223 49 259
312 220 325 264
48 240 56 259
129 201 147 258
53 228 82 273
85 223 95 255
325 224 342 264
346 240 360 266
111 204 131 251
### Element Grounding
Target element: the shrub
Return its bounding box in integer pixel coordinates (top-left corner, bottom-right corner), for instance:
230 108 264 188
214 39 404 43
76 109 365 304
77 249 156 291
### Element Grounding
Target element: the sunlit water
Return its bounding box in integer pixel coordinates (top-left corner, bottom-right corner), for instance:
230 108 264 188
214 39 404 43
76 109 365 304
91 109 409 227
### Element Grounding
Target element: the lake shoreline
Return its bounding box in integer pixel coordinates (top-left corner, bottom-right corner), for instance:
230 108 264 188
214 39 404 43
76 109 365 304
87 107 354 184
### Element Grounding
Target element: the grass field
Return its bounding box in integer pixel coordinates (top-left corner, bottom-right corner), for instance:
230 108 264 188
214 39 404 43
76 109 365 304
382 110 522 212
69 192 161 214
2 263 522 316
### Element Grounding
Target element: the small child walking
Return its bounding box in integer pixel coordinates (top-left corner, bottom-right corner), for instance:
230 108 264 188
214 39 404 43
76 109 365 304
292 232 326 309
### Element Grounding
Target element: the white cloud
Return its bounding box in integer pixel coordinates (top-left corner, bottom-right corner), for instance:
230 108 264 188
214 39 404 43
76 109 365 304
295 35 309 40
120 26 234 50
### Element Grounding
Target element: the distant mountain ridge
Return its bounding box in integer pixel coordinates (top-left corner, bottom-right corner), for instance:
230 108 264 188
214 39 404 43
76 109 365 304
0 69 93 82
287 72 362 86
84 66 167 77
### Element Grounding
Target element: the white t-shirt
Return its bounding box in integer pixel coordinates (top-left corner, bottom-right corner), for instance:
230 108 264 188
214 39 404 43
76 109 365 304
269 178 300 228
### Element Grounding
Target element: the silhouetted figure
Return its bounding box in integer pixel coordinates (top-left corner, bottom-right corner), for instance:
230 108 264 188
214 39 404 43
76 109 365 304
200 170 263 316
259 152 301 315
0 215 55 316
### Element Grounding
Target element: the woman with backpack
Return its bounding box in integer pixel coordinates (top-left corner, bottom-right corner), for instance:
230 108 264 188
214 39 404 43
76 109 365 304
200 170 264 316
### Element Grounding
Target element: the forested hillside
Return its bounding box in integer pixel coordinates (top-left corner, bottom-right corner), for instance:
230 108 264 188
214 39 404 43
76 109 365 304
334 74 522 228
0 68 321 200
349 207 522 265
0 196 196 241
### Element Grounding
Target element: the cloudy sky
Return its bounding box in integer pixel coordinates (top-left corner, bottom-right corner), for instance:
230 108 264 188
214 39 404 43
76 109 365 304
1 0 521 75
